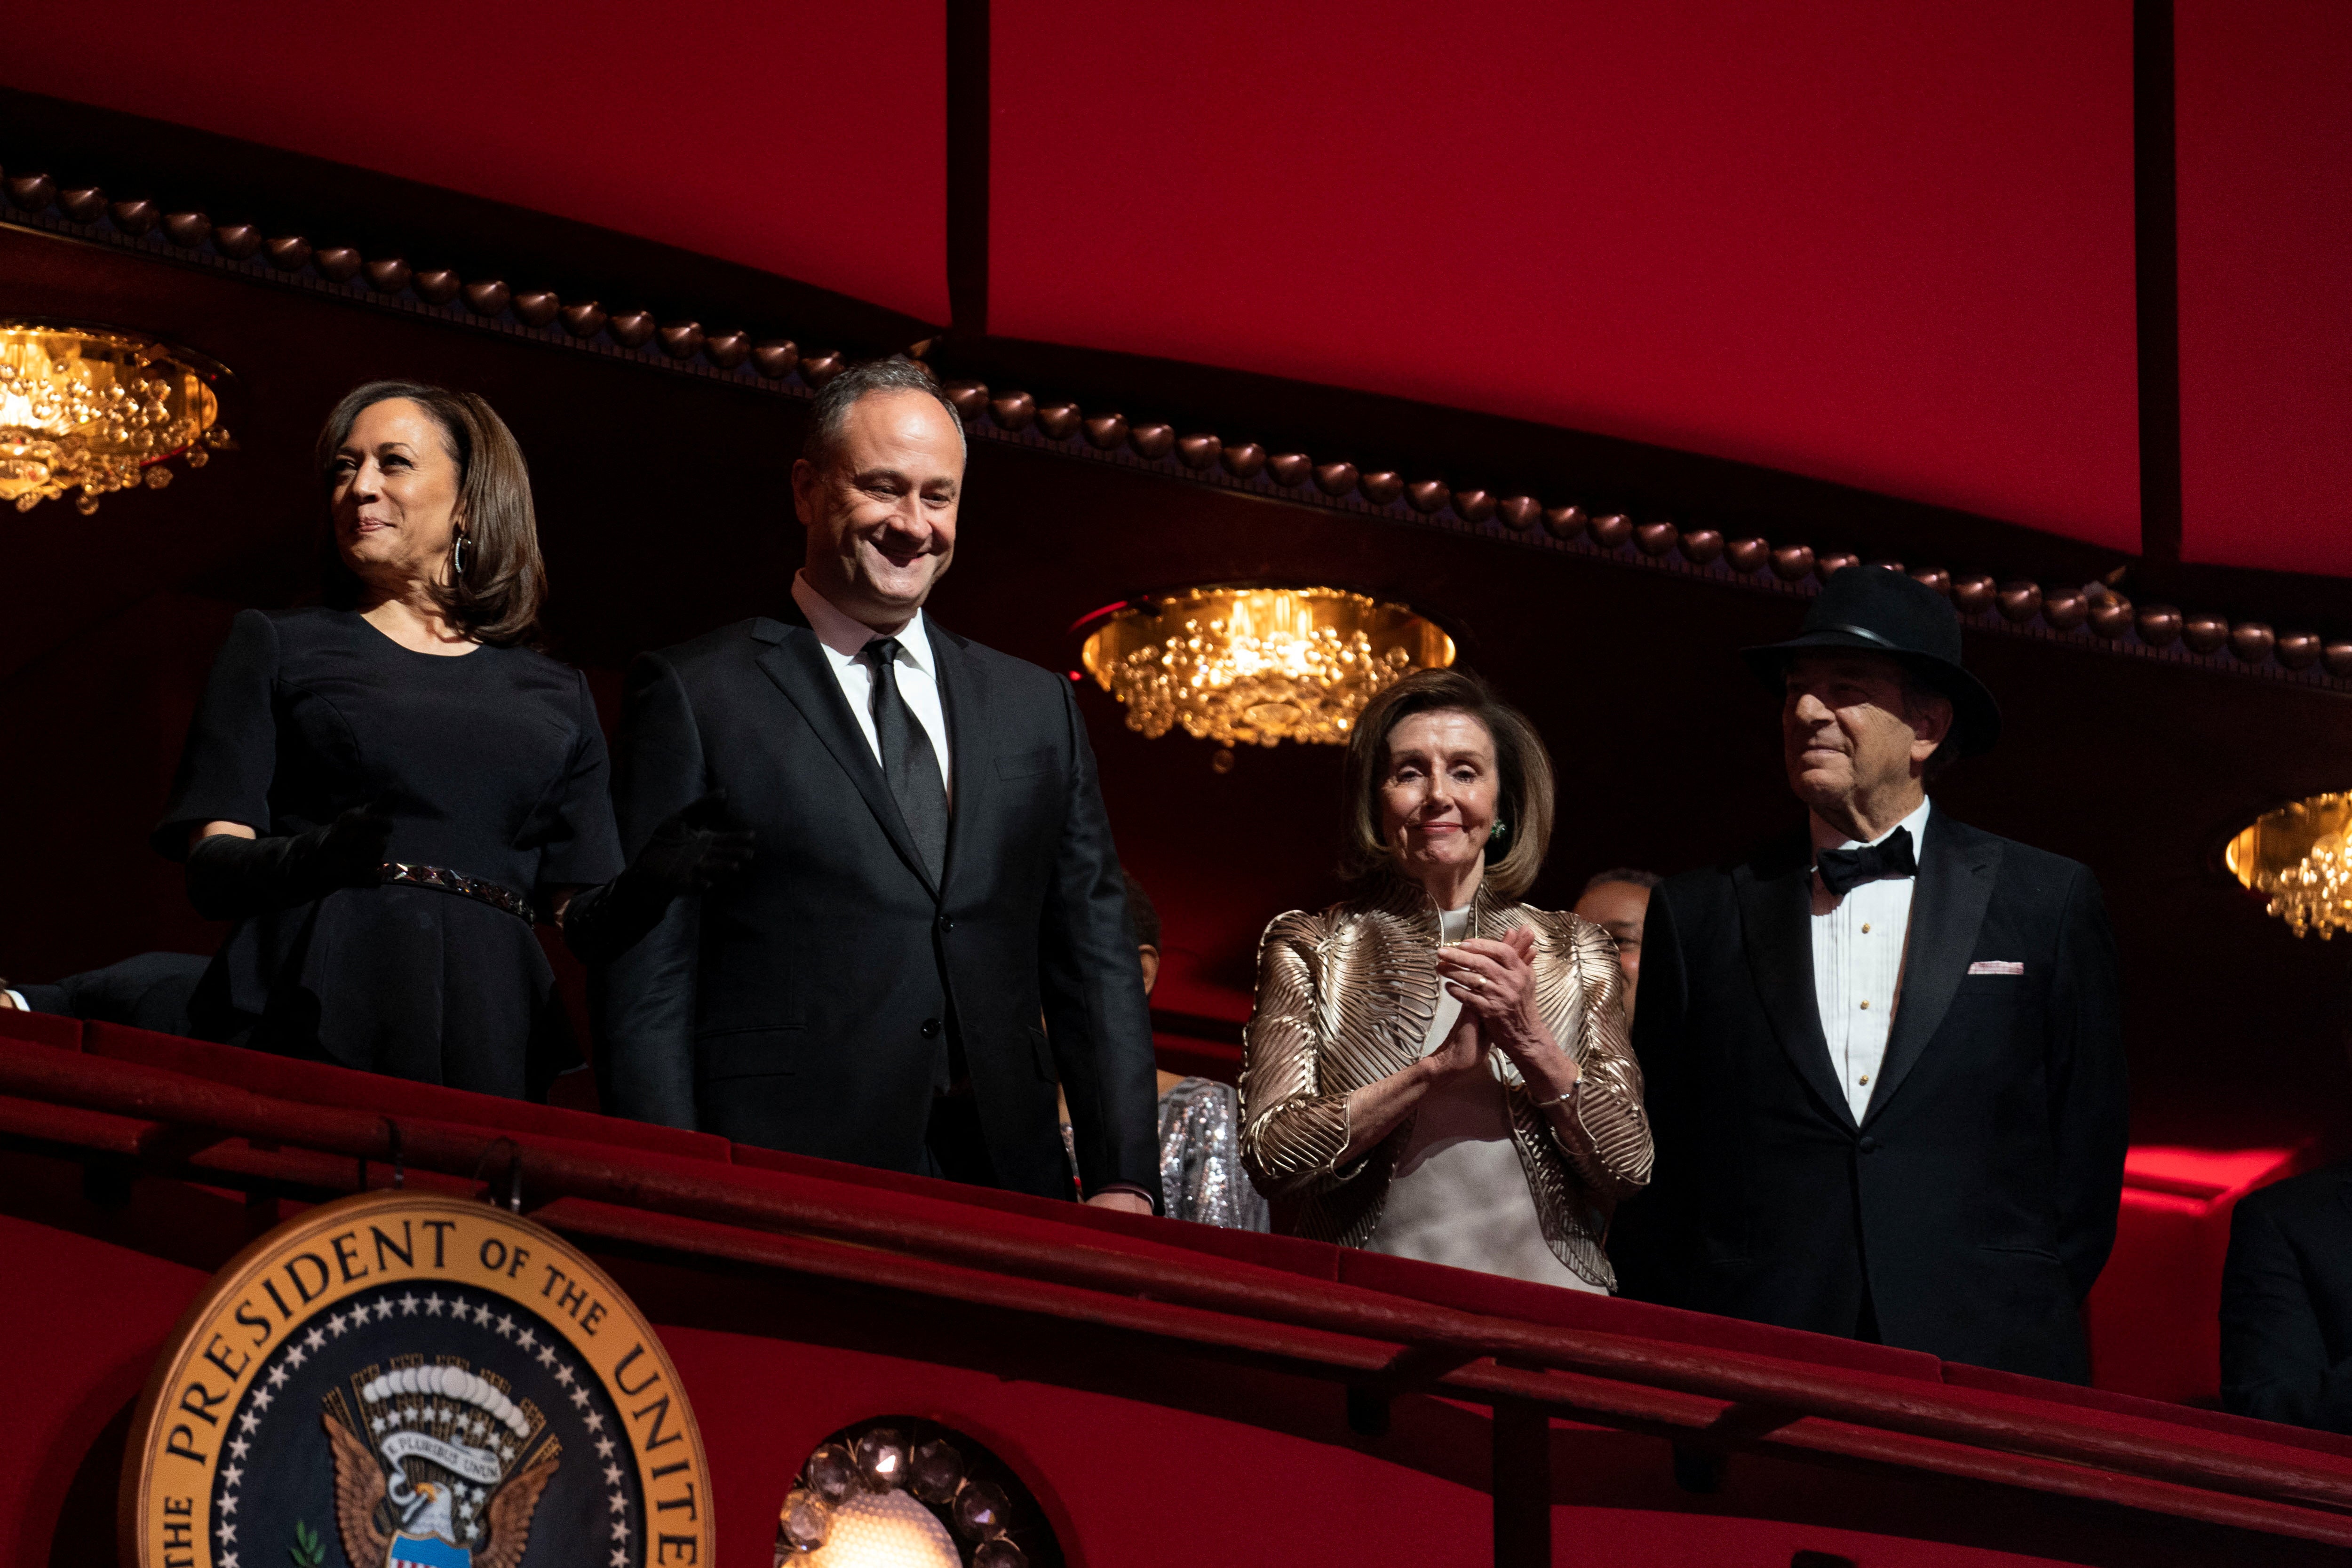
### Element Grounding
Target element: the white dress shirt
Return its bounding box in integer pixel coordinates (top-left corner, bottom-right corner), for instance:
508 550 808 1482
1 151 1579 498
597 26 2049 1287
1810 795 1931 1124
790 571 953 800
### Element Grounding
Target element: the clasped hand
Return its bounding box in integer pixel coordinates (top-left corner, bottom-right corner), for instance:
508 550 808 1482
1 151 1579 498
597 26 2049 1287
1432 927 1576 1095
1338 928 1577 1169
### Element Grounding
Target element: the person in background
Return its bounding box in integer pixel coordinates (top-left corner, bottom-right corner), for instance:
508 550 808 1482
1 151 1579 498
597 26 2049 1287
1573 868 1663 1028
151 381 740 1100
1617 566 2127 1381
0 952 210 1035
596 357 1160 1210
2221 1155 2352 1433
1058 875 1270 1230
1123 875 1164 997
2219 983 2352 1433
1239 667 1651 1291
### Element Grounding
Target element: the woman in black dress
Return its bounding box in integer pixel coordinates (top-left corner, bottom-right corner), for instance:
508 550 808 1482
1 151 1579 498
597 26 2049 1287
154 382 743 1098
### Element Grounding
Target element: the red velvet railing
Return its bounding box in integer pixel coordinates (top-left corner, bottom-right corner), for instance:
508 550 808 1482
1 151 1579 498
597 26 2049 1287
4 1010 2352 1564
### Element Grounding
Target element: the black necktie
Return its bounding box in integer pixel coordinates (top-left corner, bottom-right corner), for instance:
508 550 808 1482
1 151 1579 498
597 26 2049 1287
867 637 948 885
1817 825 1917 898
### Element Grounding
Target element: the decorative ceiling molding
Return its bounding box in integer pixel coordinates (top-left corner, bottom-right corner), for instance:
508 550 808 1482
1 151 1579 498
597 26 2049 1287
944 385 2352 689
5 157 2346 695
0 169 846 396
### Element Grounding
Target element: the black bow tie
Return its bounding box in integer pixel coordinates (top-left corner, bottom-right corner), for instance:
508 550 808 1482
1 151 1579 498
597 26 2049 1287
1817 826 1917 897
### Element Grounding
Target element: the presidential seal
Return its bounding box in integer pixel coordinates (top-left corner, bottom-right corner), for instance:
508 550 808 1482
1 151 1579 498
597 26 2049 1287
123 1190 713 1568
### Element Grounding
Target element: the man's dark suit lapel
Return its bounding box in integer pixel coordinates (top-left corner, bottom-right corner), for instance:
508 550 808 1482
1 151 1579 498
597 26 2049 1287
1863 811 2000 1125
748 614 939 898
1734 837 1856 1130
930 621 991 899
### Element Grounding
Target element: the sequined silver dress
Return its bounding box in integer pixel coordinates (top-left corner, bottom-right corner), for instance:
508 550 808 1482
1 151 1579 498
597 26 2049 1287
1158 1077 1272 1231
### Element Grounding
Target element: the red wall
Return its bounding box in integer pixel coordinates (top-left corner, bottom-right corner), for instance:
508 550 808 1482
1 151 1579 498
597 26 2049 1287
16 3 2153 553
40 0 2352 581
992 0 2142 548
2175 0 2352 576
0 1 950 322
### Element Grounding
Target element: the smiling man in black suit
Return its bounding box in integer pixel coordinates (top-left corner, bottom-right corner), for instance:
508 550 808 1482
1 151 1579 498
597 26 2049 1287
594 357 1160 1212
1613 566 2127 1382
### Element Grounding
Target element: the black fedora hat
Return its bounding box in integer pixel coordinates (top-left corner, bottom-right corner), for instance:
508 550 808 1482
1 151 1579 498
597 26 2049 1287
1742 565 2002 757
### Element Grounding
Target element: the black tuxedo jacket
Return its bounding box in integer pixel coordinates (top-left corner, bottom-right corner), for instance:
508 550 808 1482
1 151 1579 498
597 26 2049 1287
592 607 1162 1206
16 951 207 1034
2222 1162 2352 1433
1614 810 2127 1382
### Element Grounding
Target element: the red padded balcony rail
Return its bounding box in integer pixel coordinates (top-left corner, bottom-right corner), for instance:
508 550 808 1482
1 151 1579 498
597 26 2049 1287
1 1037 2350 1553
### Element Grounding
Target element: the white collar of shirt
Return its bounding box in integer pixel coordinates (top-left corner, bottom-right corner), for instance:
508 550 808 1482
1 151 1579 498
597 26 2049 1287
791 570 936 675
788 570 954 798
1810 795 1932 875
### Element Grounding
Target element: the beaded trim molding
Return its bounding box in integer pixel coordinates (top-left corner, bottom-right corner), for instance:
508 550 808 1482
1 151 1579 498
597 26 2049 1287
5 162 2345 693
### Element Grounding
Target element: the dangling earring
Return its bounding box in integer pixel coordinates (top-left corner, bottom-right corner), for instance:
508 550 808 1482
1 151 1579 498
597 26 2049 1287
1485 818 1510 864
451 529 471 577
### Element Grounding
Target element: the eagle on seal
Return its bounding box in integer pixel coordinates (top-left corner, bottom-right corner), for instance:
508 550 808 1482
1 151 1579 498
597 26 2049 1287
324 1411 557 1568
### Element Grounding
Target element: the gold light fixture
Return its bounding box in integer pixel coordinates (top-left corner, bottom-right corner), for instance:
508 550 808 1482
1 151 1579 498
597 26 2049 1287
0 322 231 514
2225 793 2352 938
1079 585 1455 748
780 1421 1046 1567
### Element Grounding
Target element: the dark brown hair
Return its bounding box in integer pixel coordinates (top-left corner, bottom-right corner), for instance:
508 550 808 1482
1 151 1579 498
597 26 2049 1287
315 381 547 647
1339 667 1557 899
1581 867 1663 896
800 355 966 470
1121 866 1162 950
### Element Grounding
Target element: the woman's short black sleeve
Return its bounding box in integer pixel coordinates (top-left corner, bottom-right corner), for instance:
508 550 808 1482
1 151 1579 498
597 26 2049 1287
151 609 279 859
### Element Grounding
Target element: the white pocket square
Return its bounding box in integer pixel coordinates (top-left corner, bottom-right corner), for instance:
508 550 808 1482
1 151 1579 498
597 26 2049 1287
1968 961 2025 976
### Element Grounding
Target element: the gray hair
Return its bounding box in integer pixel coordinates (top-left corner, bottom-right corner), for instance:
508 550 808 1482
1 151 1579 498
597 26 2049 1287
800 356 967 469
1894 671 1962 779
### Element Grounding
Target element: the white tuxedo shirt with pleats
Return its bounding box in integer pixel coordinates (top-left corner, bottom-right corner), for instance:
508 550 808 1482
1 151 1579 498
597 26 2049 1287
1809 796 1932 1123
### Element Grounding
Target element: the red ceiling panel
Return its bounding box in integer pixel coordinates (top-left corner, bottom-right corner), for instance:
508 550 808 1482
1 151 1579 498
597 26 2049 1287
0 0 949 324
2176 0 2352 578
991 0 2140 549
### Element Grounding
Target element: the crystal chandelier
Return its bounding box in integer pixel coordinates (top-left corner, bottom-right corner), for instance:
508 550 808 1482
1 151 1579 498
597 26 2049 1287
1078 586 1456 747
2225 793 2352 938
0 322 231 514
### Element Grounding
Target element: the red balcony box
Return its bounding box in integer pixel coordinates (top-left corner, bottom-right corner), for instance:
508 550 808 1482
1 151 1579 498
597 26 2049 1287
2087 1143 2319 1404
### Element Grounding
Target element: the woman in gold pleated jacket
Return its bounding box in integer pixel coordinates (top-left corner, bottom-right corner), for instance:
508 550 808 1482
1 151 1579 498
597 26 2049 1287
1239 668 1653 1293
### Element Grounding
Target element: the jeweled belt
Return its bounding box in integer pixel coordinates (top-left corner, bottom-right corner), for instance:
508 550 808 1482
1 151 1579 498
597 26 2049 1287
378 862 535 924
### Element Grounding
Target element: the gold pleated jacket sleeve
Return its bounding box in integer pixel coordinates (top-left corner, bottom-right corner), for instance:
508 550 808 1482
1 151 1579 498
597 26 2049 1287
1237 883 1653 1291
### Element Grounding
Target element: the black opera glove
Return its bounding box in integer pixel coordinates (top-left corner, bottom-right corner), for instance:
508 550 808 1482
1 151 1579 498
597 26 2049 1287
562 790 756 964
184 798 397 920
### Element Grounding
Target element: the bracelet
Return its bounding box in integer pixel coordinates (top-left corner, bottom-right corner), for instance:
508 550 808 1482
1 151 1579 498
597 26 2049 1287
1528 1079 1579 1111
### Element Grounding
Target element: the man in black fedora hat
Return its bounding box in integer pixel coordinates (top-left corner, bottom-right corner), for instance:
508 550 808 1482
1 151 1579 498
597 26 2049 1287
1612 565 2126 1382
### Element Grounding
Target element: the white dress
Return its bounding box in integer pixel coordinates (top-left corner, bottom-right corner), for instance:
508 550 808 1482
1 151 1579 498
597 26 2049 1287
1364 906 1605 1292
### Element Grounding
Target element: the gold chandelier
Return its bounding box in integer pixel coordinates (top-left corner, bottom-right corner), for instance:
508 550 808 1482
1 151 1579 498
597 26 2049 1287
1079 586 1455 747
0 322 230 514
2225 793 2352 938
